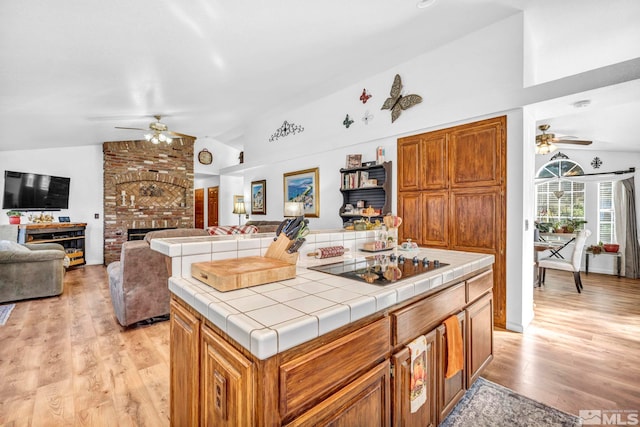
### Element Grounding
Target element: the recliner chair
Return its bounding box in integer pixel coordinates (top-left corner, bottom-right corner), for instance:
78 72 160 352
107 228 209 326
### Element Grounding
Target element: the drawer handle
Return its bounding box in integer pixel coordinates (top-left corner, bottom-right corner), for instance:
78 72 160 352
200 272 208 279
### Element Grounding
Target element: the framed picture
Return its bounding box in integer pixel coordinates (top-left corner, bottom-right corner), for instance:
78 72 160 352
346 154 362 169
283 167 319 218
251 180 267 215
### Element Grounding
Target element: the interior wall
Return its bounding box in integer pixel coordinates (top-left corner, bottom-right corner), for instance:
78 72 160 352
0 145 104 265
523 0 640 86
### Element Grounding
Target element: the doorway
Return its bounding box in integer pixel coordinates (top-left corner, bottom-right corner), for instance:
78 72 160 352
194 188 204 229
208 186 219 227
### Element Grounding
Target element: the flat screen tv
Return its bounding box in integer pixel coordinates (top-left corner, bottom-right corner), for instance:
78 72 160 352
2 170 71 211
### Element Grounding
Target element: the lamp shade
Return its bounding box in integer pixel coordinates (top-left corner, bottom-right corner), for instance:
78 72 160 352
233 202 246 215
284 201 304 217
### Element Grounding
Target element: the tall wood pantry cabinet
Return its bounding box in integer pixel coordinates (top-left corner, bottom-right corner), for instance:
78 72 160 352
397 116 506 328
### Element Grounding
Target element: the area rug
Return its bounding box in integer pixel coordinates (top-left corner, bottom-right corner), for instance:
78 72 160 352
0 303 16 326
441 377 581 427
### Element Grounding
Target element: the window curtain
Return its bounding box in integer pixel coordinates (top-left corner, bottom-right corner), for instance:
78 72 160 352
614 181 627 273
621 178 640 279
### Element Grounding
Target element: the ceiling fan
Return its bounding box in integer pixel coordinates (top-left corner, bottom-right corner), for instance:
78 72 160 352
535 124 592 154
115 115 192 144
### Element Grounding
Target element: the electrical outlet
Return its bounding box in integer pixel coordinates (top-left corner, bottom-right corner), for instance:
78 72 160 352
94 213 100 219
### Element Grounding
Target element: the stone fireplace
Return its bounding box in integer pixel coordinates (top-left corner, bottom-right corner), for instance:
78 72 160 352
103 138 195 265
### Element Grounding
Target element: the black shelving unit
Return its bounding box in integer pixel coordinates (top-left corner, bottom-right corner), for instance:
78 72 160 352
339 161 392 226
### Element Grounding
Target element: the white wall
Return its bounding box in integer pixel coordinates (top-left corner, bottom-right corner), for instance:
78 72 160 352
523 0 640 86
0 145 104 265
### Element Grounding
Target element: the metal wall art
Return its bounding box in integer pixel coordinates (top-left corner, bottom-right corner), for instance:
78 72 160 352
343 114 354 128
381 74 422 123
269 120 305 142
550 152 569 160
360 88 372 104
362 110 373 125
591 157 602 169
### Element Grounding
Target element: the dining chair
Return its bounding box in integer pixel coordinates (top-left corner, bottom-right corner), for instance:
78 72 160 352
537 229 592 293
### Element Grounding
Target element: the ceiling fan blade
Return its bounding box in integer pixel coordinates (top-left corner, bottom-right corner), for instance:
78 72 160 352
115 126 146 131
555 139 592 145
168 130 196 139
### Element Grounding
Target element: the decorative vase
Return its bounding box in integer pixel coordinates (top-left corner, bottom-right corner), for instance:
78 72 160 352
8 216 20 224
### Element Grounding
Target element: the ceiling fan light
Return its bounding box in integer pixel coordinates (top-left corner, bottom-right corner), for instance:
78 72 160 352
144 133 153 141
536 142 558 155
158 133 167 142
165 136 173 144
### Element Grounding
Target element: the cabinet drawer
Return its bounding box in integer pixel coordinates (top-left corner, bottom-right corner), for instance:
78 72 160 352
466 269 493 303
391 283 465 346
279 317 390 418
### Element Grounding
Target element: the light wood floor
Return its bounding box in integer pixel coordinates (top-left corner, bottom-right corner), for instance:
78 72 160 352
1 265 638 425
483 269 640 415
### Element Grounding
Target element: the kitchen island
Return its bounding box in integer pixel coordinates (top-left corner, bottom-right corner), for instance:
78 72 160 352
152 231 494 426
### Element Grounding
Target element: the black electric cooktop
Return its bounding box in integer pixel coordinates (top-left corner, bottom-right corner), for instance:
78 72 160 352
308 253 448 285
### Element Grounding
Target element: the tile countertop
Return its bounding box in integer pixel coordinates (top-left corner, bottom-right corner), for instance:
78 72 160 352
157 233 494 361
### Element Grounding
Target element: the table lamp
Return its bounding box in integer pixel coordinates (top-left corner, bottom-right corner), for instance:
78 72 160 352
284 201 304 217
233 201 246 225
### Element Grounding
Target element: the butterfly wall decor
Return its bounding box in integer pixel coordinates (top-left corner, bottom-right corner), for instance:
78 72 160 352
359 88 372 104
381 74 422 123
343 114 354 128
362 110 373 125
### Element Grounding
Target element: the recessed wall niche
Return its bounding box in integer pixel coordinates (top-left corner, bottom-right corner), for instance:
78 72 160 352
103 138 195 265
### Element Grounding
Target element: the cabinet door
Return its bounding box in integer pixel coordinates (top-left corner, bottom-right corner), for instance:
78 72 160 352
398 192 422 244
201 325 255 427
466 292 494 386
436 312 466 424
422 192 449 248
391 330 437 427
449 187 501 253
398 136 421 192
449 116 505 189
285 361 390 427
419 133 448 190
170 299 200 427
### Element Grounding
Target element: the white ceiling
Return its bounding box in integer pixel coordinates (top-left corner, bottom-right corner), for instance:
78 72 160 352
0 0 638 153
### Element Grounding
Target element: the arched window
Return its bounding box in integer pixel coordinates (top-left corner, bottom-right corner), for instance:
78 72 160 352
535 158 585 228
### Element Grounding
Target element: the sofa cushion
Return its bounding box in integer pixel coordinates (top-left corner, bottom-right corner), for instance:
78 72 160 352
207 225 259 235
0 240 29 252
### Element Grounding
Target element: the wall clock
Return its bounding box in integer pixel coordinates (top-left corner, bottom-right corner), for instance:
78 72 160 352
198 148 213 165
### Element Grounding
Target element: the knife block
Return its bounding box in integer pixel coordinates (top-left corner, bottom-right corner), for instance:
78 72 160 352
264 233 299 264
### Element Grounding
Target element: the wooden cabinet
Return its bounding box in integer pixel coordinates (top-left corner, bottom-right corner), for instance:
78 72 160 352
397 133 447 191
436 311 466 423
286 361 390 427
201 324 255 427
449 119 504 188
397 115 506 328
339 162 392 225
169 266 493 426
466 293 494 386
169 299 200 427
18 222 87 267
391 330 437 427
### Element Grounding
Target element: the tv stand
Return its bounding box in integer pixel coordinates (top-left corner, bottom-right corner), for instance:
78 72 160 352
18 222 87 267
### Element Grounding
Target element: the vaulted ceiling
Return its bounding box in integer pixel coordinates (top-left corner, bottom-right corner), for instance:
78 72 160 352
1 0 638 153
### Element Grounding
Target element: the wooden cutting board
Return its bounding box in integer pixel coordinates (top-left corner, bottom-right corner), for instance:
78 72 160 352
192 256 297 292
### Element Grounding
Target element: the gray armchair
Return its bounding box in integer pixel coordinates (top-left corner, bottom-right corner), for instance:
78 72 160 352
0 241 66 303
107 228 209 327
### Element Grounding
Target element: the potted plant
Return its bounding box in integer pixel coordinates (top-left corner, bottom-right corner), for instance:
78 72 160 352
564 218 588 233
6 210 22 224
